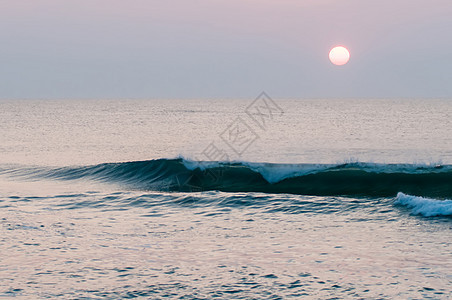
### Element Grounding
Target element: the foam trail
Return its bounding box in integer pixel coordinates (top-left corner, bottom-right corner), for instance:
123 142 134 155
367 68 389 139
395 192 452 217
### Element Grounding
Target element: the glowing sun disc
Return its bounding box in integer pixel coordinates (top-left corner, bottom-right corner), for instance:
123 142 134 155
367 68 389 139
329 46 350 66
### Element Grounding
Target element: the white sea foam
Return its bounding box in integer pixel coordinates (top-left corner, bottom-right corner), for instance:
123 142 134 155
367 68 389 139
395 192 452 217
181 157 329 183
181 157 223 171
241 162 328 184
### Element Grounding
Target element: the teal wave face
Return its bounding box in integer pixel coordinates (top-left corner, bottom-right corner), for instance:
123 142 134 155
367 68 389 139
2 158 452 199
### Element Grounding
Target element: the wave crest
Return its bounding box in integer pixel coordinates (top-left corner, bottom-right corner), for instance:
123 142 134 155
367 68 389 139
2 158 452 198
395 192 452 217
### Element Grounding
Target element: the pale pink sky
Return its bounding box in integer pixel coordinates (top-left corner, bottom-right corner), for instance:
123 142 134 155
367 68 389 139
1 0 451 98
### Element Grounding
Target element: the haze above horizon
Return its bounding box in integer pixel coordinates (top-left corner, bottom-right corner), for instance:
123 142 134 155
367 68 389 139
1 0 451 99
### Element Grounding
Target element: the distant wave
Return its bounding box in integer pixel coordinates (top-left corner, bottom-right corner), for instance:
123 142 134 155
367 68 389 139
2 158 452 198
396 192 452 216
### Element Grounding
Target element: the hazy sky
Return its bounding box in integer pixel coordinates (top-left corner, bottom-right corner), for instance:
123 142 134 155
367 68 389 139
1 0 451 99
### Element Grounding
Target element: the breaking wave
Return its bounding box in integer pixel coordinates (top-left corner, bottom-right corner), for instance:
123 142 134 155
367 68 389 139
2 158 452 198
395 192 452 217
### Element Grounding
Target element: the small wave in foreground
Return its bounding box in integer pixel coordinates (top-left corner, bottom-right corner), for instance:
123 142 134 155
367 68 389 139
395 192 452 217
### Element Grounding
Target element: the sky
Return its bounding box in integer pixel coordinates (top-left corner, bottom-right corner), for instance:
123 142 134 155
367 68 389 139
0 0 451 99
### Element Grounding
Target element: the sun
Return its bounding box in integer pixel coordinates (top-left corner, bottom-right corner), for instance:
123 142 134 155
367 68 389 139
329 46 350 66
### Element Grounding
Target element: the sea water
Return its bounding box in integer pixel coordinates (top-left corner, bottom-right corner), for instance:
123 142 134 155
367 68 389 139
0 98 451 299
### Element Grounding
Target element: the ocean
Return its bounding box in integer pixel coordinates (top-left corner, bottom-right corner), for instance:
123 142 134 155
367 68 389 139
0 97 451 299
